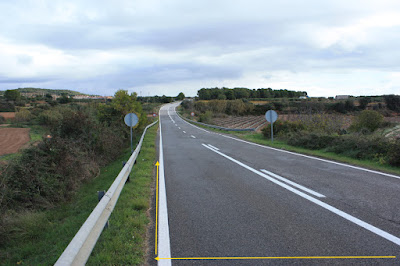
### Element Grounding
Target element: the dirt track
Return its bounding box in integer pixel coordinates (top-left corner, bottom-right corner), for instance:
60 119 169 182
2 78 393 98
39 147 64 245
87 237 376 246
0 128 30 156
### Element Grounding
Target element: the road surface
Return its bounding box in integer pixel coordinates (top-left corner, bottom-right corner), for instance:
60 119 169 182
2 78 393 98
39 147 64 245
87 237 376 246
154 103 400 265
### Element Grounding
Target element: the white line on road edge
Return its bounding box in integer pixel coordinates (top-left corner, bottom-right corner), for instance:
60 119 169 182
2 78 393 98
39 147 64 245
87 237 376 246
191 135 196 139
260 169 325 198
207 144 220 151
158 108 172 266
202 143 400 247
219 134 400 180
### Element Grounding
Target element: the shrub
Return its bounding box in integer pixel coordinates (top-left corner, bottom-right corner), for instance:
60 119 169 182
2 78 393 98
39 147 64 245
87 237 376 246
226 100 246 115
14 109 32 123
351 110 384 132
262 120 305 138
38 109 63 126
388 139 400 166
208 100 227 113
199 111 213 123
287 132 336 150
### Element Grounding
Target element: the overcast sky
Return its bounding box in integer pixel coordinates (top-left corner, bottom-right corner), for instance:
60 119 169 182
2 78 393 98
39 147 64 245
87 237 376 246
0 0 400 97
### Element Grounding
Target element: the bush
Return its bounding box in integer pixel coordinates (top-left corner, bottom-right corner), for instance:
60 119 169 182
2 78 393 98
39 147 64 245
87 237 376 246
351 110 383 133
2 138 99 210
38 109 63 126
199 111 213 123
388 139 400 166
14 109 32 123
287 132 336 150
262 120 305 138
0 115 5 124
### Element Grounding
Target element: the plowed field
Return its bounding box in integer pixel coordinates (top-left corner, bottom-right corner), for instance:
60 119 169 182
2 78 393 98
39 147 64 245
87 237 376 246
0 128 30 156
0 112 16 120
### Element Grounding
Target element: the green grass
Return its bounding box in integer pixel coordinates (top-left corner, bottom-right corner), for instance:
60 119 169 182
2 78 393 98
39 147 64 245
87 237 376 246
87 124 157 265
29 125 46 143
0 124 158 265
181 117 400 176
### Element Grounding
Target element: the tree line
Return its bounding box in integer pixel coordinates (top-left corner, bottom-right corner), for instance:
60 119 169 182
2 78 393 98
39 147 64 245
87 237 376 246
197 87 307 100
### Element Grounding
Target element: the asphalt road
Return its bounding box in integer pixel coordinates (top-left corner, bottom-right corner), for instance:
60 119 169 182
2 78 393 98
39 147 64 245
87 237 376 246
154 102 400 265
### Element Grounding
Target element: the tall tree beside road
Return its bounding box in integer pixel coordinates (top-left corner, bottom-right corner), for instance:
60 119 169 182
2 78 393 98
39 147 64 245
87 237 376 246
176 92 185 100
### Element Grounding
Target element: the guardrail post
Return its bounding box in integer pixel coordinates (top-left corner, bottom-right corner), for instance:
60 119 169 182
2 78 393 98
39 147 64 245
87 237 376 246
97 190 109 229
122 161 131 182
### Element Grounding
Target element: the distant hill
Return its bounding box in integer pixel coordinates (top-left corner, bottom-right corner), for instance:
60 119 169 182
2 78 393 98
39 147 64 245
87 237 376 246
14 87 84 96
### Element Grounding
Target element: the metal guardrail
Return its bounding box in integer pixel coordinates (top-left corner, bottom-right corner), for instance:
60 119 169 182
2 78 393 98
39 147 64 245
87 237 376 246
176 111 255 131
55 120 158 266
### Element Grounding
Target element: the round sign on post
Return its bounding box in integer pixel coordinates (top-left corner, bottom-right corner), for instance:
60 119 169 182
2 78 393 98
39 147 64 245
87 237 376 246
124 113 139 127
124 113 139 153
265 110 278 123
265 110 278 143
191 112 195 117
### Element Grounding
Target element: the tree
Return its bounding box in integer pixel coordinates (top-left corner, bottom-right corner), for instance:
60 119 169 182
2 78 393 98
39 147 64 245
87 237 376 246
358 97 371 110
384 95 400 112
351 110 383 132
176 92 185 101
111 90 140 115
4 90 21 101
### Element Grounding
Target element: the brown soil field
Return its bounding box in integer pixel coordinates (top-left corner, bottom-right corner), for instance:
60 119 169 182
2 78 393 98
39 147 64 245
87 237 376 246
0 112 16 120
0 128 30 156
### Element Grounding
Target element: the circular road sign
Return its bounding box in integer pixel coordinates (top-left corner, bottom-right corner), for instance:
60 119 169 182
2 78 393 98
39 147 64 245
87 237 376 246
124 113 139 127
265 110 278 123
191 112 195 117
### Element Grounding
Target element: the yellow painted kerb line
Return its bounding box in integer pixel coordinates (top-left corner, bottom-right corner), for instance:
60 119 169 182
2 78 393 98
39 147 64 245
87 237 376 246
155 161 160 255
155 256 396 260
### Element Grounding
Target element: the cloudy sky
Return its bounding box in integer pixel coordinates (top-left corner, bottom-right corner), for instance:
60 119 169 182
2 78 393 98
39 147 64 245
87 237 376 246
0 0 400 97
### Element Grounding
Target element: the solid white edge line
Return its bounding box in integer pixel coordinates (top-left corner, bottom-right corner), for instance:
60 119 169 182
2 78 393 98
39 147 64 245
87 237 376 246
260 169 325 198
207 144 220 151
202 143 400 247
220 134 400 180
158 106 172 266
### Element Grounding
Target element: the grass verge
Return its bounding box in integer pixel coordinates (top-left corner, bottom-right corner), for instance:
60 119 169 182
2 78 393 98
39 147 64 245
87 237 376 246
87 123 157 265
181 115 400 176
0 124 157 265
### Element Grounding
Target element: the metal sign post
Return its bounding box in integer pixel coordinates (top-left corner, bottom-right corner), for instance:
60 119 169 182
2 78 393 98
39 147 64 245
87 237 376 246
124 113 139 153
265 110 278 143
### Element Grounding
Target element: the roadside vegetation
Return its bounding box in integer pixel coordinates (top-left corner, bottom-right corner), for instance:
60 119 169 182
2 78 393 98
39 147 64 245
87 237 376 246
180 88 400 173
88 123 157 265
0 88 162 262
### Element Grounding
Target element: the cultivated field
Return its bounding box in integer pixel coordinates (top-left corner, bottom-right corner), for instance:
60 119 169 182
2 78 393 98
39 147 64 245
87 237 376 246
0 128 30 156
0 112 16 121
207 114 400 132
